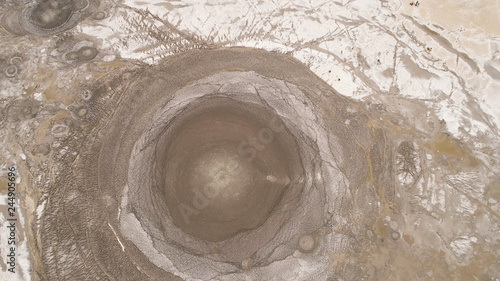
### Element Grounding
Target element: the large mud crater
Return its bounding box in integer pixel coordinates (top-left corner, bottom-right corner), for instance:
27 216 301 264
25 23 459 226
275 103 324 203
40 48 397 280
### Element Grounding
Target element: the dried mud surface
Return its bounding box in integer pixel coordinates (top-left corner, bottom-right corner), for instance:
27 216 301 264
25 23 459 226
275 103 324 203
1 1 500 281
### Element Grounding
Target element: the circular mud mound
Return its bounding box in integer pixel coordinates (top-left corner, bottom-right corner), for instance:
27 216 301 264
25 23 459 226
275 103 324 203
39 48 394 280
18 0 93 36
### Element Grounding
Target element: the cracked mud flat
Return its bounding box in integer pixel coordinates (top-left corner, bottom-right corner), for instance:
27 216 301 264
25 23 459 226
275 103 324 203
1 0 500 281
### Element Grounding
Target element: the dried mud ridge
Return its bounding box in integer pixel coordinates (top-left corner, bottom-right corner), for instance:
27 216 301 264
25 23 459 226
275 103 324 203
34 48 499 280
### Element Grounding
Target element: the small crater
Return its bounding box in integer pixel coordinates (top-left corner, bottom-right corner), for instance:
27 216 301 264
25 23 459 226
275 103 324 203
93 11 106 20
67 104 88 119
10 56 22 65
298 234 316 253
5 65 18 77
77 46 98 61
72 105 88 118
30 0 74 30
51 123 70 137
76 107 87 117
391 231 400 240
22 0 93 35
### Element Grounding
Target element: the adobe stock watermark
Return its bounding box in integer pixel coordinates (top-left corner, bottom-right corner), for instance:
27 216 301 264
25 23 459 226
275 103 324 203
178 117 285 225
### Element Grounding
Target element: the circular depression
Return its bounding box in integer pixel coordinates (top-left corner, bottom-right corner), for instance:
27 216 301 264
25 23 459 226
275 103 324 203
30 0 74 29
20 0 94 35
123 69 328 273
157 97 301 242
